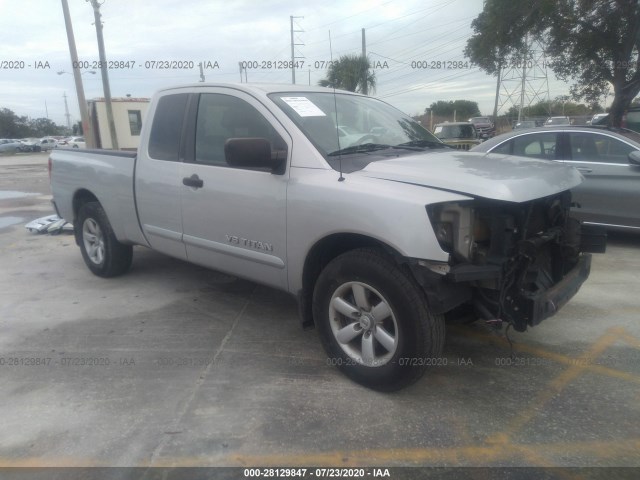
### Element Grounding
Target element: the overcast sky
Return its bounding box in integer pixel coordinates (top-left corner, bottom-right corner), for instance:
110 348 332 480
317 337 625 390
0 0 575 127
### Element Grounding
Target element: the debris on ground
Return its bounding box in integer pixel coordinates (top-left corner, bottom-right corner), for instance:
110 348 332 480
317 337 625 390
25 215 73 235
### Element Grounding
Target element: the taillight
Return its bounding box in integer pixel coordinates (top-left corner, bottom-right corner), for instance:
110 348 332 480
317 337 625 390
48 156 52 183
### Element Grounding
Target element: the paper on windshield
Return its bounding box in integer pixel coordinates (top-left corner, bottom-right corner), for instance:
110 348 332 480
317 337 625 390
281 97 326 117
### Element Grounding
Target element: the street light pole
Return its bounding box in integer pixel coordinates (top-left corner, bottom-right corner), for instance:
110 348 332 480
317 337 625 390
60 0 94 148
63 92 71 130
89 0 119 150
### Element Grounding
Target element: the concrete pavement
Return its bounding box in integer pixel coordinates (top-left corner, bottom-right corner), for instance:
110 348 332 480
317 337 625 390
0 152 639 470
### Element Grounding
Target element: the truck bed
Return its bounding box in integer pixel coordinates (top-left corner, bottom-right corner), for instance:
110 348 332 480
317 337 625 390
50 148 147 246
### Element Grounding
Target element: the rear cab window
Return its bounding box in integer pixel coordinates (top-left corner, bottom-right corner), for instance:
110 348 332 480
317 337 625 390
148 93 189 161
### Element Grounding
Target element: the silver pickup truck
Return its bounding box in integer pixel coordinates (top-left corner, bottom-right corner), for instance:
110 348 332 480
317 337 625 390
50 83 602 390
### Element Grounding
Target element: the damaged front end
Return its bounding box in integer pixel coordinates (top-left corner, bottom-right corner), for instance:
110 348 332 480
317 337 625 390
417 192 606 332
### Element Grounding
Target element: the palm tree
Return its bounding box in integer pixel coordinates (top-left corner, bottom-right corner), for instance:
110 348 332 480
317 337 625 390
318 54 376 95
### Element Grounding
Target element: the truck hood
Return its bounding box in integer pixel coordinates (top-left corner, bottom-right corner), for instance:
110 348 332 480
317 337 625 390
354 151 583 203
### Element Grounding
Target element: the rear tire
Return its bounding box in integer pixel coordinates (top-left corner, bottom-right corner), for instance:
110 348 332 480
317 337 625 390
77 202 133 277
312 248 445 391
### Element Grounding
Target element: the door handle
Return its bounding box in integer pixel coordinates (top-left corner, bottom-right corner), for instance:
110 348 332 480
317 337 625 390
576 167 592 173
182 174 204 188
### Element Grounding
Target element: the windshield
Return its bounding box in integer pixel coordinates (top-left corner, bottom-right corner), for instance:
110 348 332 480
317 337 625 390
268 92 442 159
434 124 476 139
547 117 570 125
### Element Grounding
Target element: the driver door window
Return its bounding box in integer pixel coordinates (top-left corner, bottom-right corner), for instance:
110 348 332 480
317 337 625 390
195 94 286 167
569 132 635 163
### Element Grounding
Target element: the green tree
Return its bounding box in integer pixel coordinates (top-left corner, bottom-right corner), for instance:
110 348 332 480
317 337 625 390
505 99 595 119
318 54 376 94
466 0 640 127
464 1 540 76
1 107 66 138
427 100 480 120
0 108 31 138
28 117 65 137
545 1 640 126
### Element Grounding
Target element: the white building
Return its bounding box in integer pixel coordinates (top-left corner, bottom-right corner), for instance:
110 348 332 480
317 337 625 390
88 97 150 150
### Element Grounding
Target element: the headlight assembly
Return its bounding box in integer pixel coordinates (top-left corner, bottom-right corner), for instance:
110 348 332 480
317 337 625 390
427 202 475 260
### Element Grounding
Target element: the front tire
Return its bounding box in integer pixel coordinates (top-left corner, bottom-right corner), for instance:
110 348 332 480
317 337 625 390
313 248 445 391
77 202 133 277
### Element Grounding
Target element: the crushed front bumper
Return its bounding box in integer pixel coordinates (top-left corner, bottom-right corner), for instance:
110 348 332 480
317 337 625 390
520 253 592 329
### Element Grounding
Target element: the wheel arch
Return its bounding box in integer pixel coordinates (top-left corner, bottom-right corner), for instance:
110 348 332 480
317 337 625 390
73 189 101 218
297 232 406 329
72 189 101 245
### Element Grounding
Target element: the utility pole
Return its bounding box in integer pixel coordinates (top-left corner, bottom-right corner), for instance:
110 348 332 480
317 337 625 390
517 38 528 123
61 0 93 148
290 16 304 84
495 38 550 125
492 61 501 122
238 62 247 82
89 0 119 150
198 62 205 82
361 28 368 95
63 92 71 130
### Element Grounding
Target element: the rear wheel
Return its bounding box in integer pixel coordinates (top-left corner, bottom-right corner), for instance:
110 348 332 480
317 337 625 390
77 202 132 277
313 248 445 391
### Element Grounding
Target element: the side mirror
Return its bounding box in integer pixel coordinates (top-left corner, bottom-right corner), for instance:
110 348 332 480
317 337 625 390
628 150 640 166
224 138 286 173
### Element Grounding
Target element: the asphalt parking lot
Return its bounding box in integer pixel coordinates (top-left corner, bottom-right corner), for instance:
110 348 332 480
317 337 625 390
1 152 639 473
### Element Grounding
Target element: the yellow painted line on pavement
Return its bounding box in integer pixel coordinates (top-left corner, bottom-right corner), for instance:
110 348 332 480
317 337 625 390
621 331 640 349
485 327 622 444
0 457 100 467
453 326 640 384
2 438 639 468
151 437 640 467
513 446 585 480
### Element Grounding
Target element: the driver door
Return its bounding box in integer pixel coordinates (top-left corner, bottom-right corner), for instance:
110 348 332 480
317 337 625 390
180 89 291 289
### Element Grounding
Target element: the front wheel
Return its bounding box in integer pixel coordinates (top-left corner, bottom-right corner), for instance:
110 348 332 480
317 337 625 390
77 202 133 277
313 248 445 391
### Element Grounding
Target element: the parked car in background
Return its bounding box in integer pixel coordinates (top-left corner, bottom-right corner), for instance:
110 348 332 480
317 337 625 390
432 122 480 150
468 116 495 139
16 140 32 152
37 137 58 151
17 138 41 152
588 113 608 125
590 106 640 132
471 125 640 230
67 137 86 148
0 139 21 154
624 106 640 132
545 116 571 126
514 120 537 129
